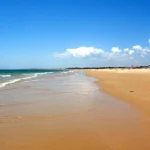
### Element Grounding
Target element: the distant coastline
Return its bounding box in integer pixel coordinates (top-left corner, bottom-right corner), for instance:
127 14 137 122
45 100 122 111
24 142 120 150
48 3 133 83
67 65 150 70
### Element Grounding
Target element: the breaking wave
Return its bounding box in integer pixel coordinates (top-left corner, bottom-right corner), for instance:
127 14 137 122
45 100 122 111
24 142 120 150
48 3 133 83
0 75 11 78
0 72 54 88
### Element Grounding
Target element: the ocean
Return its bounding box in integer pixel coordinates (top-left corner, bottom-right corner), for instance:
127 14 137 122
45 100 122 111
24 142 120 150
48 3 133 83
0 69 71 88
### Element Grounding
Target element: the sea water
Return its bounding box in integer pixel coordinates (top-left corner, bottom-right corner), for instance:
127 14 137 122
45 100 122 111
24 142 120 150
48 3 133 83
0 69 71 88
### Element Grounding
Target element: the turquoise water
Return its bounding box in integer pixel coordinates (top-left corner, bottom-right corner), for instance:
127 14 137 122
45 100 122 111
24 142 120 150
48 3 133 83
0 69 70 88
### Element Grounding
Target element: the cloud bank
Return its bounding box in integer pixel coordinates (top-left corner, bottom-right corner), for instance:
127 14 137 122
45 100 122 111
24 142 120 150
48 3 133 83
54 47 104 58
53 39 150 62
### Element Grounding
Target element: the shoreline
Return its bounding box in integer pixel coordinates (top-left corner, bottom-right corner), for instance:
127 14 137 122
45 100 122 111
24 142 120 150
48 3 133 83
86 69 150 116
1 72 150 149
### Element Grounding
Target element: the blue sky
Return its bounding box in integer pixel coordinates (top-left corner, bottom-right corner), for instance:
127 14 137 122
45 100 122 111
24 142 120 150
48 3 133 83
0 0 150 68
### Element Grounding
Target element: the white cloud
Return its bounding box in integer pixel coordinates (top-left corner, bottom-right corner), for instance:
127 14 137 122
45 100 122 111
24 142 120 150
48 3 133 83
131 44 150 57
148 39 150 44
128 50 134 55
54 47 104 58
53 40 150 61
124 48 129 52
132 45 142 50
111 47 121 53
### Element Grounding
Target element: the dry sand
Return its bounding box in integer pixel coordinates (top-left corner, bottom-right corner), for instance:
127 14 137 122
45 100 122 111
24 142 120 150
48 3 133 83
87 68 150 116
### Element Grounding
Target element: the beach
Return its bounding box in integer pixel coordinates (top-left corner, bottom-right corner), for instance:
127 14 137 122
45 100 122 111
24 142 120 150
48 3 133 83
0 71 150 150
87 69 150 116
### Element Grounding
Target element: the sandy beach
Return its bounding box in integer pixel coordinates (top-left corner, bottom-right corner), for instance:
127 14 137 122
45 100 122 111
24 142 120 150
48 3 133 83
0 72 150 150
87 69 150 116
1 0 150 149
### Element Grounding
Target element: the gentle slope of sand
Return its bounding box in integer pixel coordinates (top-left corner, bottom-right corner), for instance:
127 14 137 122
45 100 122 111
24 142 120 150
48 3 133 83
1 72 150 150
87 69 150 116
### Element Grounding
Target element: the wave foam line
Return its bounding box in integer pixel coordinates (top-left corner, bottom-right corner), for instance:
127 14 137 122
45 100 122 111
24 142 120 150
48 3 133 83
0 75 11 77
0 72 53 88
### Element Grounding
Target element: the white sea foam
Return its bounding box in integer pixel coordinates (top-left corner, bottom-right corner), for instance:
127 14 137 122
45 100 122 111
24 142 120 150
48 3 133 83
62 70 74 74
62 72 68 74
0 72 54 88
23 72 53 76
0 75 11 77
68 70 74 73
34 72 53 76
0 79 21 88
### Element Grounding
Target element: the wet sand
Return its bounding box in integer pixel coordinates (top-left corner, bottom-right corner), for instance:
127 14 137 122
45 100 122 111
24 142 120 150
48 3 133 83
0 72 150 150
